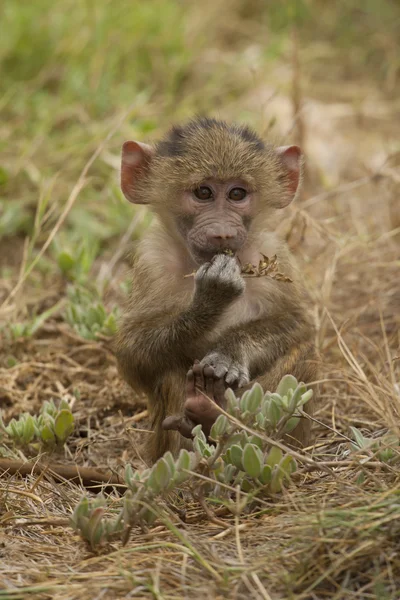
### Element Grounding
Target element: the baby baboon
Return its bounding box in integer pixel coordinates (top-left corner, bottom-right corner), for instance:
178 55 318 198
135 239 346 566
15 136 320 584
116 118 317 463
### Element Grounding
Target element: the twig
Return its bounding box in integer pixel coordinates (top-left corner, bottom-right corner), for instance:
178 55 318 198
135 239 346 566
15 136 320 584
0 458 125 494
1 487 43 504
128 409 149 424
235 485 245 564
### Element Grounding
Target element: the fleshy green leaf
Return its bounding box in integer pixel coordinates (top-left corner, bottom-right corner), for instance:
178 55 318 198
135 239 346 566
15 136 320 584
71 496 90 525
21 414 36 444
163 451 176 476
283 416 300 434
40 422 56 445
222 464 236 484
57 251 75 274
125 464 135 488
174 449 194 484
154 457 171 491
270 455 295 493
193 435 211 457
246 383 263 413
225 388 238 414
229 444 244 471
239 390 250 413
276 375 298 397
210 415 229 439
241 478 252 493
54 409 74 443
266 446 283 467
298 388 313 407
177 448 191 472
59 398 70 411
288 385 304 412
88 507 105 548
192 424 206 443
248 434 263 449
258 464 272 485
7 418 19 437
242 443 263 478
267 398 281 427
270 466 284 494
278 454 295 478
268 393 284 407
255 412 266 428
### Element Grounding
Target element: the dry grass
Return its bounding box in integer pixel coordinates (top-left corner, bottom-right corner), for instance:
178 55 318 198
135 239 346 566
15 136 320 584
1 2 400 598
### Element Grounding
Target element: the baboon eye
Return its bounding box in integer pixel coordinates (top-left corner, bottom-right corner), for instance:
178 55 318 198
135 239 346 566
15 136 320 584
194 186 213 201
228 187 247 201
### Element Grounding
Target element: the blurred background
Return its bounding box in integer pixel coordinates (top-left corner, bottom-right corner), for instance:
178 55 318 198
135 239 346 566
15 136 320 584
1 1 399 291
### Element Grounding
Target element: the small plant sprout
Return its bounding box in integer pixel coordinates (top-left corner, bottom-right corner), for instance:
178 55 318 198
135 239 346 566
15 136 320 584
72 375 314 549
70 494 124 551
71 449 200 549
3 300 64 340
0 398 75 451
52 235 100 284
64 285 119 340
349 427 400 464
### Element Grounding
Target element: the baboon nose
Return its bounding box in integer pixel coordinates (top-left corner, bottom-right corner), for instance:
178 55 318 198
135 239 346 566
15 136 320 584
209 234 234 246
214 234 234 241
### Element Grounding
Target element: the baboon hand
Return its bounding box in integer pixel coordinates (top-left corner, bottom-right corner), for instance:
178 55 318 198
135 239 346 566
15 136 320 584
200 350 250 388
194 254 245 303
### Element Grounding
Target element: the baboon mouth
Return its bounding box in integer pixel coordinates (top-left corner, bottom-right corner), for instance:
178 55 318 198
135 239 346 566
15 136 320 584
194 249 236 264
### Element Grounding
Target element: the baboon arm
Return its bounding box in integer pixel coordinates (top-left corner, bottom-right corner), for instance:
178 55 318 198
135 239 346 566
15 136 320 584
116 253 245 390
115 302 219 389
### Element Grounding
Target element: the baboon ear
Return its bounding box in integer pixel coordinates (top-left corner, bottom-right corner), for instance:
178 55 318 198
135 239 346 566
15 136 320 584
121 141 154 204
275 145 302 207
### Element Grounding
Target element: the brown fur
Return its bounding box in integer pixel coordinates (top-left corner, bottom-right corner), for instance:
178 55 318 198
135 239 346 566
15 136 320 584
115 118 317 464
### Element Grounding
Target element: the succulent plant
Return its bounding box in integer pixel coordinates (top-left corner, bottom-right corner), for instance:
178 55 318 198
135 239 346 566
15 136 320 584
0 397 75 450
72 375 314 549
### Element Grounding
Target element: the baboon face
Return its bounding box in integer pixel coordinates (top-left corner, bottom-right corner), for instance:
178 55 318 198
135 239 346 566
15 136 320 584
120 117 301 264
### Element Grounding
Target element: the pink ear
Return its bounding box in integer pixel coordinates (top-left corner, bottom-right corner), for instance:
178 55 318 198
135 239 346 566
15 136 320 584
121 141 154 203
276 145 302 206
